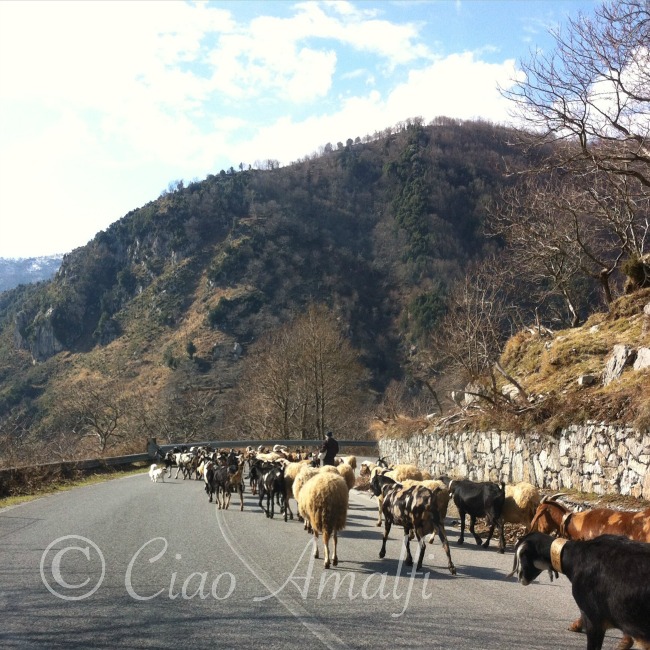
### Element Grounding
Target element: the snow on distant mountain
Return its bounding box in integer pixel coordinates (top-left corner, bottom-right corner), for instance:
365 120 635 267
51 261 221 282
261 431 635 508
0 255 63 293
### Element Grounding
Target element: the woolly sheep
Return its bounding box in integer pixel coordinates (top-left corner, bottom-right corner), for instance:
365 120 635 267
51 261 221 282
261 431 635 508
282 460 312 521
297 472 349 569
255 451 284 463
336 455 357 471
293 466 320 521
336 462 356 490
359 461 375 478
503 482 541 531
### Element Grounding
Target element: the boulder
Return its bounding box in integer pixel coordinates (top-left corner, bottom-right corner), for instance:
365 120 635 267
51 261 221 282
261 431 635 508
633 347 650 371
602 344 636 385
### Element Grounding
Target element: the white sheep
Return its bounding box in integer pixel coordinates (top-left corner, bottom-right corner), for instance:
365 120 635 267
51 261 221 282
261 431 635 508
297 472 349 569
336 462 356 490
281 460 312 521
360 460 386 478
336 455 357 472
503 482 541 531
292 465 320 522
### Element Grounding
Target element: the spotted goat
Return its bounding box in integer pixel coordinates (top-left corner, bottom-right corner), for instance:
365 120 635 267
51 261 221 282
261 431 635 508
370 473 456 574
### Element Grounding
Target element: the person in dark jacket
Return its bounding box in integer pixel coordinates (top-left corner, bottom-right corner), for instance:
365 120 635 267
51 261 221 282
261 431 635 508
320 431 339 466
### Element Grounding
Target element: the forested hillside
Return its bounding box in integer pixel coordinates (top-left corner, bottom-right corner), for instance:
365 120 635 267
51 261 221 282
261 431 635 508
0 120 525 455
0 116 647 465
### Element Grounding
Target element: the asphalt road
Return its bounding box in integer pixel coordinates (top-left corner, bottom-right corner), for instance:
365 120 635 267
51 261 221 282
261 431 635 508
0 468 626 650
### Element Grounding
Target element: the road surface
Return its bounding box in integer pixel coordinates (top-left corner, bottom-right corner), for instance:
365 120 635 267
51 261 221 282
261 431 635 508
0 468 625 649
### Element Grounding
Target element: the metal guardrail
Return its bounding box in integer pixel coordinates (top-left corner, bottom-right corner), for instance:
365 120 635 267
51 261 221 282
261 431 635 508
148 439 377 456
0 439 377 498
1 439 377 478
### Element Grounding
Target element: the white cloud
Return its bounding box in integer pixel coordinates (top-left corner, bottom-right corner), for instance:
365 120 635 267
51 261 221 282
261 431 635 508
0 0 531 257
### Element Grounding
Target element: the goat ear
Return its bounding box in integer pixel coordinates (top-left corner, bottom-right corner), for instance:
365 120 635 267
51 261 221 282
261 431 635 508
533 558 552 572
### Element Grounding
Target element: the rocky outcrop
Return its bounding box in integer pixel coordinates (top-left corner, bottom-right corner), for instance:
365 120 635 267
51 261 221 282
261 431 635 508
13 308 64 362
633 347 650 371
602 344 636 385
378 423 650 500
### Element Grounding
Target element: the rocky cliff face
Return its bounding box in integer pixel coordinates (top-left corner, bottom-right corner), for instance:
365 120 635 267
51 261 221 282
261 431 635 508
14 308 64 362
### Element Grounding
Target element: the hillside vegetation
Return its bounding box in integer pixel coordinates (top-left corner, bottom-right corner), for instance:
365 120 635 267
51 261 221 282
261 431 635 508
372 288 650 441
0 118 647 466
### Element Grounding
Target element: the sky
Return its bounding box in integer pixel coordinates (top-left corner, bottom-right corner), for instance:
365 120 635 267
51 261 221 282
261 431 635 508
0 0 598 259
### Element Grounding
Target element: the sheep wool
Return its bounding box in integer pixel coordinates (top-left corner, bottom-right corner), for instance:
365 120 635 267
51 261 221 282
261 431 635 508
336 462 356 490
298 472 349 569
503 482 541 531
292 466 319 505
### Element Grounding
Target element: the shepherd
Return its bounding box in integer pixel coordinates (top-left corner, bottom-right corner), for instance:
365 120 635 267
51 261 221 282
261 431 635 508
320 431 339 466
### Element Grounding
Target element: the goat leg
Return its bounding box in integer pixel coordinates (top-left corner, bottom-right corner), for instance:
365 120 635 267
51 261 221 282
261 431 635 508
415 535 426 570
582 614 605 650
482 520 495 548
379 521 392 559
457 512 466 545
469 515 483 546
403 531 414 567
434 522 457 575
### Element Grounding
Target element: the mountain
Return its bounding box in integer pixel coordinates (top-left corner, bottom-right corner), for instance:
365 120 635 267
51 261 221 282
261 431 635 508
0 255 63 293
3 117 643 463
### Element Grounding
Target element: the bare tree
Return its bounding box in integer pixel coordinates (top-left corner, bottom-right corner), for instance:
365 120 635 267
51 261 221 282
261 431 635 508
228 304 368 440
48 377 130 453
503 0 650 187
430 257 525 406
489 169 649 317
496 1 650 312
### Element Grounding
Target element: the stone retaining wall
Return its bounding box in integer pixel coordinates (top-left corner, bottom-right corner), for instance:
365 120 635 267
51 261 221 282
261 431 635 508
377 423 650 500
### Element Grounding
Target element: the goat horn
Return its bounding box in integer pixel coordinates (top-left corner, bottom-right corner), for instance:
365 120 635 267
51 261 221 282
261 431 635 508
545 492 569 502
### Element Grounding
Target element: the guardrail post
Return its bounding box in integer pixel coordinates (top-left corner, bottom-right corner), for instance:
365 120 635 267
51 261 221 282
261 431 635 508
146 438 159 459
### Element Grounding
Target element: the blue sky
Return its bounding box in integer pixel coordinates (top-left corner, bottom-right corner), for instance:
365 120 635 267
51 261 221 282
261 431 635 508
0 0 596 258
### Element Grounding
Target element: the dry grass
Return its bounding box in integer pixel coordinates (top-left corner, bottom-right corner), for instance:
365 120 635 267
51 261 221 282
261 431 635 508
494 289 650 429
369 415 430 440
405 289 650 436
0 464 147 510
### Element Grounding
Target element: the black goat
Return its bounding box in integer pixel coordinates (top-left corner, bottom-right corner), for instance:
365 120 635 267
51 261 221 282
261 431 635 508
509 532 650 650
370 473 456 574
161 448 181 477
206 461 245 510
448 478 506 553
258 462 286 519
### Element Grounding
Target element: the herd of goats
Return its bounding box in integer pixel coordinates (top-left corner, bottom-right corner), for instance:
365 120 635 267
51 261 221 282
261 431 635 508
148 444 650 650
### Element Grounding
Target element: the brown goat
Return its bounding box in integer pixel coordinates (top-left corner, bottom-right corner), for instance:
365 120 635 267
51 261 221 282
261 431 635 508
529 495 650 650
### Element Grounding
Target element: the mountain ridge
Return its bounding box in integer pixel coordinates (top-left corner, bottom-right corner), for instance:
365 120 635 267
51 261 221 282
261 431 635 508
0 255 63 293
1 118 645 465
